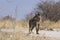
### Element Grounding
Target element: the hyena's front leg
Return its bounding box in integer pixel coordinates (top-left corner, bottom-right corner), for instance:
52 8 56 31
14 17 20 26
36 22 40 34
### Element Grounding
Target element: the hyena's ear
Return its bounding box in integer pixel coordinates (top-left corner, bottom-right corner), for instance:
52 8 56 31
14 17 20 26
35 13 37 16
37 12 40 16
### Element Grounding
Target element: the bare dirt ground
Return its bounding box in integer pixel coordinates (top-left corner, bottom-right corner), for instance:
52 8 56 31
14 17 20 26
0 28 60 40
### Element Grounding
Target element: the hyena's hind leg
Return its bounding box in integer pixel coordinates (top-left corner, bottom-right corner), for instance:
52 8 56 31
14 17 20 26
29 26 31 34
31 25 35 32
31 23 36 31
29 22 32 34
29 22 35 34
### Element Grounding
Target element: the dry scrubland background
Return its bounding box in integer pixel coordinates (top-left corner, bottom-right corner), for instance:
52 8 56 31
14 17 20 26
0 19 60 30
0 0 60 40
0 19 60 40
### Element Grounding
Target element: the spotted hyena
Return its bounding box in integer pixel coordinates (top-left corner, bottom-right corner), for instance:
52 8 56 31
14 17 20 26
29 13 40 34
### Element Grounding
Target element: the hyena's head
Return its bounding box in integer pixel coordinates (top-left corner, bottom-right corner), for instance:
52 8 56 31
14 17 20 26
35 12 40 17
35 13 40 19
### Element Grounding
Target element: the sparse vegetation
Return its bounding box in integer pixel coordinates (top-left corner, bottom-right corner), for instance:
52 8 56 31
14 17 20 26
37 0 60 22
0 15 60 40
0 0 60 40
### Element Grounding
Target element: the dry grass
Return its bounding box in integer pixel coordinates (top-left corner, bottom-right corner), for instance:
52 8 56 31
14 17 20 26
1 19 60 29
0 20 60 40
41 20 60 29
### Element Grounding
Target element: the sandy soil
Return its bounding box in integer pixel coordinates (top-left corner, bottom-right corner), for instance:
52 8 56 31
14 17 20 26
0 28 60 40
